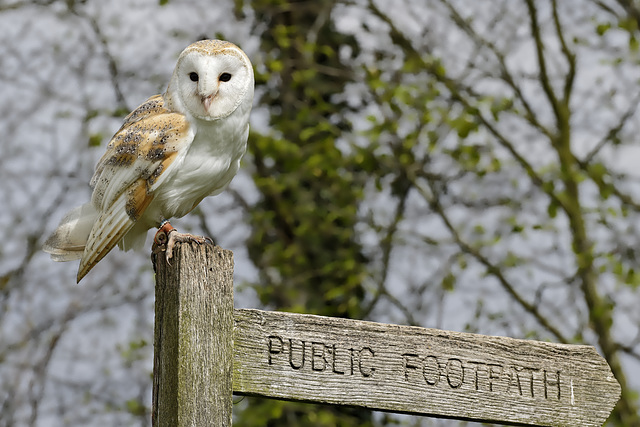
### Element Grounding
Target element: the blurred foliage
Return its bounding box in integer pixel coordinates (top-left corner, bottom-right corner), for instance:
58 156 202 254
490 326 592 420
242 0 368 319
234 1 374 425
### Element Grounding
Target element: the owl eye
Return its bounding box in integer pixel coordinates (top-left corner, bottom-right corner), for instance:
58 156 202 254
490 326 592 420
189 72 199 82
219 73 232 82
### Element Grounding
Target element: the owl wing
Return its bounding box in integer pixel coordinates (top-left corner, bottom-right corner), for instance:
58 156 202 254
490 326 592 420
77 94 193 282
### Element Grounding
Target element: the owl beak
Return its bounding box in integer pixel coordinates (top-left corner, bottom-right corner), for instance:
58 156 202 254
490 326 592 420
201 92 217 112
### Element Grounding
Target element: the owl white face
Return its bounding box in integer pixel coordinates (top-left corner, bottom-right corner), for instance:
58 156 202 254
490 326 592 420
170 40 254 121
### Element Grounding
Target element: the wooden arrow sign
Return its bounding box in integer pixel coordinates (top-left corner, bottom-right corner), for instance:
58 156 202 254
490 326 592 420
233 309 621 427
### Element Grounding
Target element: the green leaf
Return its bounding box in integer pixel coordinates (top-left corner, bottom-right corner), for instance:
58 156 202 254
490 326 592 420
441 272 456 291
112 107 130 117
596 23 611 36
125 399 146 416
547 200 558 218
88 133 103 147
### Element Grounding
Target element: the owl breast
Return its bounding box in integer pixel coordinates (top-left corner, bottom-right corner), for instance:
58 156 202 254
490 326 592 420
149 112 249 222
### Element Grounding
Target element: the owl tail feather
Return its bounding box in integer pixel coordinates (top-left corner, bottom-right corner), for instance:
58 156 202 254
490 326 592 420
43 203 98 262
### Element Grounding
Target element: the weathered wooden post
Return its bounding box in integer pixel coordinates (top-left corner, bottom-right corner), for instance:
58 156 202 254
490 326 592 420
152 242 621 427
152 242 234 427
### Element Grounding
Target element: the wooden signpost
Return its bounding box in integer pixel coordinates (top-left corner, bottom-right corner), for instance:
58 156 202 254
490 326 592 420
152 243 621 427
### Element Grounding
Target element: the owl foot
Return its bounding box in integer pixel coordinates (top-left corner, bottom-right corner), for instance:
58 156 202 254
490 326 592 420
152 220 213 263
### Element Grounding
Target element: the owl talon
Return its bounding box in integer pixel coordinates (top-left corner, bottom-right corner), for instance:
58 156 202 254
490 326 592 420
154 220 176 245
165 231 209 261
154 231 168 246
153 221 212 262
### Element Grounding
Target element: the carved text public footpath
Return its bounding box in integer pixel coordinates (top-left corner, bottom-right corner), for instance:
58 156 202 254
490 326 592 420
266 334 564 401
267 335 376 377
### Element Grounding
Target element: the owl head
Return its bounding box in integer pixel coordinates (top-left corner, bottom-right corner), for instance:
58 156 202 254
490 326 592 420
166 40 254 121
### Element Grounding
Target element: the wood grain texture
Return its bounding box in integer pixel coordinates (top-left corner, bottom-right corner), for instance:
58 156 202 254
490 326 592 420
153 242 234 427
233 309 620 427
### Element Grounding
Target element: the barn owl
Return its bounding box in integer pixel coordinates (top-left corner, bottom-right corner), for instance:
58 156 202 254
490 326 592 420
43 40 254 282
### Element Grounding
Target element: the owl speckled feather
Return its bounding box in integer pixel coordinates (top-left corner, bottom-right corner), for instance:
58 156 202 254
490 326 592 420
44 40 254 282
